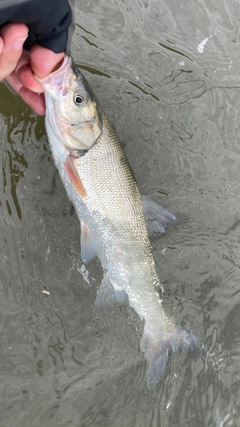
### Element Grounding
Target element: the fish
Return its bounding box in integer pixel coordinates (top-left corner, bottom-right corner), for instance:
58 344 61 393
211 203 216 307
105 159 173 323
37 56 197 389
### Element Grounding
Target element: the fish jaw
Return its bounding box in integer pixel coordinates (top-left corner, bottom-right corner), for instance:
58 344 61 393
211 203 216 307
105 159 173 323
36 55 73 100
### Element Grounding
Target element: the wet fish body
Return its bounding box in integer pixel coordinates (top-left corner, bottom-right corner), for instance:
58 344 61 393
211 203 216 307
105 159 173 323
38 56 196 389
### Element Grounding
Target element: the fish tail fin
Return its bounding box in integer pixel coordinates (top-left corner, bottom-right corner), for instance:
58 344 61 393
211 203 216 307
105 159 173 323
140 326 197 390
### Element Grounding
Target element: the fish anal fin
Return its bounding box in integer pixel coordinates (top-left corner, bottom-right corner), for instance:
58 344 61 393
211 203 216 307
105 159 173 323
96 273 128 307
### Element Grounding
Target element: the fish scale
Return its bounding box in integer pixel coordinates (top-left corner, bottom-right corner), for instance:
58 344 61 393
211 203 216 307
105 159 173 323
73 114 165 316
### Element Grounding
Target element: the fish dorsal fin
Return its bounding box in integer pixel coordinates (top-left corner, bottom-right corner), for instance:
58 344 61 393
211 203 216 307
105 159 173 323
81 222 97 264
142 196 177 241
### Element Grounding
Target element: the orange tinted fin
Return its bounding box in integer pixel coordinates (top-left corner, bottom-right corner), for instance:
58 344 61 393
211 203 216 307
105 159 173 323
63 156 87 198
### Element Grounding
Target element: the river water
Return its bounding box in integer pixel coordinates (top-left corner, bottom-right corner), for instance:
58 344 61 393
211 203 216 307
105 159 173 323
1 0 240 426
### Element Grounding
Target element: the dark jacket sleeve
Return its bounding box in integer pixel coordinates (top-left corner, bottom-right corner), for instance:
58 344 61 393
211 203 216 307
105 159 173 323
0 0 75 53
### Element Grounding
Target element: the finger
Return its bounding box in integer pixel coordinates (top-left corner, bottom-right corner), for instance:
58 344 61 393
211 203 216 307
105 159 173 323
19 87 46 115
6 72 24 94
30 43 65 78
6 73 45 115
17 63 44 93
0 23 28 80
0 37 3 55
14 50 43 93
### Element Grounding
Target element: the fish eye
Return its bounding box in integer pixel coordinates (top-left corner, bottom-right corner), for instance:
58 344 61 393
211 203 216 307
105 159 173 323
74 94 85 105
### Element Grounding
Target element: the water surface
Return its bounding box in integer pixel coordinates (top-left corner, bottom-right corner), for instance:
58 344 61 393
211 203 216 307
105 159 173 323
1 1 240 426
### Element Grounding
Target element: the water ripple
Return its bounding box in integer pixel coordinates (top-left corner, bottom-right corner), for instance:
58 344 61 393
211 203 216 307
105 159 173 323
1 0 240 425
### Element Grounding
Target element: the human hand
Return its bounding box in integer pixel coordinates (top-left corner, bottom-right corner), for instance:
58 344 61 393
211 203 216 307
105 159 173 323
0 23 64 115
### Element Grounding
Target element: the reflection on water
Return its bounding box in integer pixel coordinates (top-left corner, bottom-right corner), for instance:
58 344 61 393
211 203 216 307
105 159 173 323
1 0 240 426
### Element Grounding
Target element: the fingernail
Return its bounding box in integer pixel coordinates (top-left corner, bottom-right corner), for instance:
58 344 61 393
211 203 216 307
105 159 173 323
13 36 27 51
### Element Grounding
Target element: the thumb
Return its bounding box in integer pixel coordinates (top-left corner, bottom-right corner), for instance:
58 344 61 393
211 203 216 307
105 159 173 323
30 43 65 78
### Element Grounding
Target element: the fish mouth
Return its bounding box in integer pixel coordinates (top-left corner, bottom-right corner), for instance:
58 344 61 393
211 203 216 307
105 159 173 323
36 55 72 82
50 55 72 76
35 55 73 96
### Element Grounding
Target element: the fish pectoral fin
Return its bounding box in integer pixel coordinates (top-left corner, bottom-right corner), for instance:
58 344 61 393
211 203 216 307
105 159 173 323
142 196 178 241
63 155 87 198
95 273 128 307
81 222 98 264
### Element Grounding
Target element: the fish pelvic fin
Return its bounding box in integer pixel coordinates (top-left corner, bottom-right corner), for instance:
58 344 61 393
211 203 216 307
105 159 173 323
63 155 87 198
140 326 198 390
142 196 177 241
81 222 98 264
95 273 128 307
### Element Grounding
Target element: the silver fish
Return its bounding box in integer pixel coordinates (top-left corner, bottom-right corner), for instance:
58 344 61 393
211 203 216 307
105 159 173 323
37 56 196 389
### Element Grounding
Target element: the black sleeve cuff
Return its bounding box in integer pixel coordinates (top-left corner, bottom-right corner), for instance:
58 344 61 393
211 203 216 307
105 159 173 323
0 0 73 53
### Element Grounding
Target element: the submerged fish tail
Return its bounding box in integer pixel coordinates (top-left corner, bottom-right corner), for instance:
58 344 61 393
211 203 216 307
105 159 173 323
141 325 198 389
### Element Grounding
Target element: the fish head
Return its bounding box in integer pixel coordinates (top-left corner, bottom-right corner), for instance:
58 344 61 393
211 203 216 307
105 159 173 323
37 55 103 152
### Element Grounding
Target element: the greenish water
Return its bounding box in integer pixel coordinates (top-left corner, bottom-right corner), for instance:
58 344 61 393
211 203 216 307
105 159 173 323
1 1 240 425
